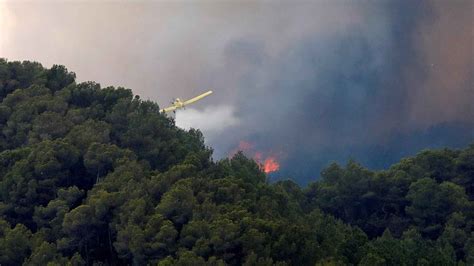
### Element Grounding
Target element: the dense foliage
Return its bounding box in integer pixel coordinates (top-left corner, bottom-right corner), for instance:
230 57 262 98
0 59 473 265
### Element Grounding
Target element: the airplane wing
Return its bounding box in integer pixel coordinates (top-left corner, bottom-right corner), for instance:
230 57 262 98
160 105 178 113
183 90 213 105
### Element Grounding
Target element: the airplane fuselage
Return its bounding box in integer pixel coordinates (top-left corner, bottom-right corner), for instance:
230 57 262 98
160 90 213 113
173 98 184 108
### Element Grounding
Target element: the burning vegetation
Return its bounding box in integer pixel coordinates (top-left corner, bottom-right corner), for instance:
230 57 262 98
231 141 281 174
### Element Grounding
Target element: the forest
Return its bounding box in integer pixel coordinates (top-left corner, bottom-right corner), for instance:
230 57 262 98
0 59 473 265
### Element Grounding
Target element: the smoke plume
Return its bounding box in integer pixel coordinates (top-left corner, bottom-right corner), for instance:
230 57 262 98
1 0 473 184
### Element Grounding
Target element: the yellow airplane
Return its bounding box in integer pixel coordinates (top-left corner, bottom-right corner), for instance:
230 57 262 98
160 90 213 113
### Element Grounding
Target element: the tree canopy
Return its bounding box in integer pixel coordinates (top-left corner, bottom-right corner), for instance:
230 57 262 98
0 59 473 265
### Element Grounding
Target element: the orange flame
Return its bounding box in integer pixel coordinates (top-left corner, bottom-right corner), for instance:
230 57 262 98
230 141 281 174
262 157 280 174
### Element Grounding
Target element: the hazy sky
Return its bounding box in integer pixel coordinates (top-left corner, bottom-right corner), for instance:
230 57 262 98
1 0 473 184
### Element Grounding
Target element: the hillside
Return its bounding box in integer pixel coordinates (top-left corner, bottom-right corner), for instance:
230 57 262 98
0 59 473 265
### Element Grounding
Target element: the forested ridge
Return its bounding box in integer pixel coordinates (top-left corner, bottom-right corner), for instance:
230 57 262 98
0 59 473 265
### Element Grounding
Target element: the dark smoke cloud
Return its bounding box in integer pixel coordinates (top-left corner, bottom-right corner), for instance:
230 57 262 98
1 1 473 184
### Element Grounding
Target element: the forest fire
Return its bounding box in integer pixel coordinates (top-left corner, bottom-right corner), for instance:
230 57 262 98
261 157 280 173
231 141 281 174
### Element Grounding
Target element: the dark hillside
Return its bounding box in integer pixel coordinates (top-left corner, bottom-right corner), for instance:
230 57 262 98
0 59 473 265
